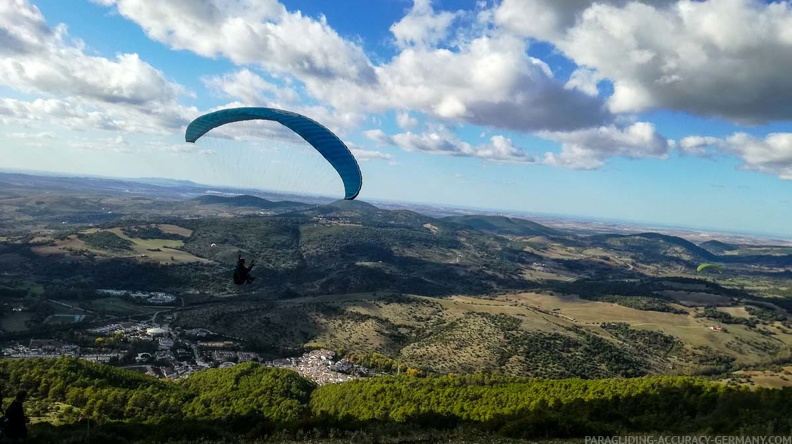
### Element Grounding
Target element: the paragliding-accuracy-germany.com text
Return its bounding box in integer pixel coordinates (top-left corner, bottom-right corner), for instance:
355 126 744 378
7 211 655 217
585 437 792 444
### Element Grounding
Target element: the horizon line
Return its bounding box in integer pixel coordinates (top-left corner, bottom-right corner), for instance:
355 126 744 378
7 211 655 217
2 168 790 243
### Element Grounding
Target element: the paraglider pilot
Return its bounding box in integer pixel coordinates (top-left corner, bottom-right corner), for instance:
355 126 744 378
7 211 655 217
5 389 29 441
234 254 255 285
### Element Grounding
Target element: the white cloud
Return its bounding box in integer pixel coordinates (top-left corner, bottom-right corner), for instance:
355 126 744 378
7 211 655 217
158 143 216 156
0 98 121 131
68 135 133 154
390 0 460 49
7 131 55 139
96 0 376 85
541 122 673 169
371 34 610 131
679 135 721 156
366 128 534 163
504 0 792 123
0 1 182 105
94 0 610 133
203 69 299 106
690 132 792 180
396 111 418 130
495 0 597 41
729 133 792 180
494 0 676 41
0 0 196 133
565 67 601 97
350 148 393 161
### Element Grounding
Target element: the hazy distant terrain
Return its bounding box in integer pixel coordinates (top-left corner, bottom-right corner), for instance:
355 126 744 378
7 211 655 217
2 172 792 382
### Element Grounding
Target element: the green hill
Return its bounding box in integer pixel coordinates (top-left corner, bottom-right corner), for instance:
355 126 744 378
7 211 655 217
179 203 539 296
585 232 717 263
192 194 309 209
699 239 739 254
443 215 567 237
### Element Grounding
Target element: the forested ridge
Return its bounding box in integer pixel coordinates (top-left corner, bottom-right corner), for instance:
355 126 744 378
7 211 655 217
3 357 792 443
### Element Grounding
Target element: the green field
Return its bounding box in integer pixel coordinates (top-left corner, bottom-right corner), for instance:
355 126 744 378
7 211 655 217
108 227 185 249
82 297 159 315
29 227 208 264
0 312 33 332
0 278 44 296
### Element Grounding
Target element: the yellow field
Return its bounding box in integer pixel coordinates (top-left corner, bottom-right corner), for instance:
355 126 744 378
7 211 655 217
488 291 792 365
106 227 206 263
719 306 752 319
176 288 792 375
156 224 193 237
31 236 89 256
29 226 208 264
430 295 569 334
288 292 792 364
280 292 792 366
724 366 792 389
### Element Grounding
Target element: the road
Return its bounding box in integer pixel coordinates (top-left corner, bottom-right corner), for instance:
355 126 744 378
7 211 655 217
47 299 97 314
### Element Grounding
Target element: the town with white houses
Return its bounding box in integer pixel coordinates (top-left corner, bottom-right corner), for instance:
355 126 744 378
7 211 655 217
2 305 368 385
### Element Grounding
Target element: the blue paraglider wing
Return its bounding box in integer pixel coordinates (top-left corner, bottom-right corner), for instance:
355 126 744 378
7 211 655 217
185 107 362 200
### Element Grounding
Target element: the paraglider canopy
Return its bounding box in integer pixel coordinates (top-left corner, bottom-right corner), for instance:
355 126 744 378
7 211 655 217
697 263 722 273
185 107 362 200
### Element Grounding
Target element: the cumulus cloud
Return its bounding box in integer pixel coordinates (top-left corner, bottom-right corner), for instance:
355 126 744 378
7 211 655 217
565 67 602 97
495 0 599 41
499 0 792 123
0 1 182 105
0 96 198 134
396 111 418 130
0 98 121 131
0 0 196 133
350 148 393 161
371 33 611 131
495 0 675 41
390 0 460 48
366 128 534 163
679 135 721 156
94 0 611 133
689 132 792 180
728 133 792 180
540 122 673 169
203 69 299 106
95 0 376 85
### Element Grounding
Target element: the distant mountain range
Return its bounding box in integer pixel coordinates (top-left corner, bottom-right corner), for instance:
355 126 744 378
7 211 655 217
191 195 309 209
443 215 568 238
2 171 790 244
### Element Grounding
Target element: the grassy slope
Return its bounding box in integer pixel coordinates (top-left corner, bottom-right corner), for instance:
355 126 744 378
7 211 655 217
173 290 792 377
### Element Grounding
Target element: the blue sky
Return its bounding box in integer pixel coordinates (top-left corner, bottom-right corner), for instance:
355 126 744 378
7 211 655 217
2 0 792 237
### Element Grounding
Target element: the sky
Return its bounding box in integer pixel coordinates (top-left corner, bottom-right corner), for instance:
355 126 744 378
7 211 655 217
1 0 792 237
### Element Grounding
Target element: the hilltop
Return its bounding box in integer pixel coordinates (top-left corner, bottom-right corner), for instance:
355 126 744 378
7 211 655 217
699 239 739 254
191 194 309 209
443 214 568 238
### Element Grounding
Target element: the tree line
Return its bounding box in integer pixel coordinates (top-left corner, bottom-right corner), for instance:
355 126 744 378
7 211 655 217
2 357 792 443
